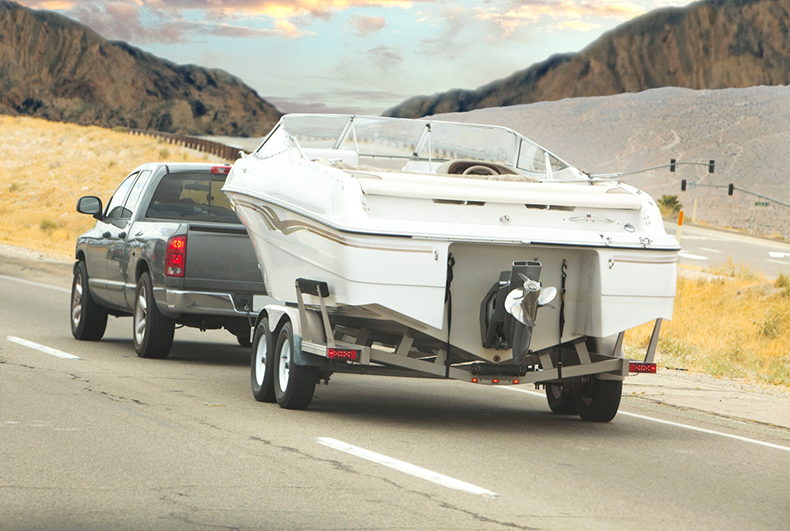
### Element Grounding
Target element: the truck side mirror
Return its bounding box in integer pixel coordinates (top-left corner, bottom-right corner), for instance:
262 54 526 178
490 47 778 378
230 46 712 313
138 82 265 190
76 196 104 220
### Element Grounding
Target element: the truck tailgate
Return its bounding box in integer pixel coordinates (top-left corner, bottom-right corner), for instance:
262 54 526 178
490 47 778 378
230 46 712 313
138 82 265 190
185 224 265 292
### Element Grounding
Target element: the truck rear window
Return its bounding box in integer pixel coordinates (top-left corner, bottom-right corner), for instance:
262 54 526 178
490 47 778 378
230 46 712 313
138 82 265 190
145 173 241 224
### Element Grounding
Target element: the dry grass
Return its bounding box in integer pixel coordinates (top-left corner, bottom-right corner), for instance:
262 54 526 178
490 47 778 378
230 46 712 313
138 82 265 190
0 116 223 258
625 260 790 386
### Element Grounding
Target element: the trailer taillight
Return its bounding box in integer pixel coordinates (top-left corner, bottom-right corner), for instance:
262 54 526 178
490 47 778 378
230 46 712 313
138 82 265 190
165 235 186 277
327 348 358 361
629 361 657 373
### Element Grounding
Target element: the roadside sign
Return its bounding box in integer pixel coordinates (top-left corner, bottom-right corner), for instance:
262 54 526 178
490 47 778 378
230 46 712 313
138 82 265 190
755 201 769 206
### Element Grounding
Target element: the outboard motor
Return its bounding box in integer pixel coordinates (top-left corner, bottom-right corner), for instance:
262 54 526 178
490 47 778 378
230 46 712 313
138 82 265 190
479 261 557 364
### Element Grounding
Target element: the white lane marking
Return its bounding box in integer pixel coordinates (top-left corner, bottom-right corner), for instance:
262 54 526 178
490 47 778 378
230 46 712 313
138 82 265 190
678 251 709 261
316 437 498 498
6 337 81 360
501 387 790 452
769 252 790 259
767 259 790 266
699 247 723 253
0 274 71 294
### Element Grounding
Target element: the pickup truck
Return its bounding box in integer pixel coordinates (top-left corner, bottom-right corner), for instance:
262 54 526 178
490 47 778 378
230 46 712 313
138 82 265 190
71 162 267 358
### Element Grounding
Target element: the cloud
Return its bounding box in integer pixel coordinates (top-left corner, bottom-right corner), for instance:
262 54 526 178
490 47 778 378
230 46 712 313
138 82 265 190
366 45 402 67
348 14 386 37
551 20 602 31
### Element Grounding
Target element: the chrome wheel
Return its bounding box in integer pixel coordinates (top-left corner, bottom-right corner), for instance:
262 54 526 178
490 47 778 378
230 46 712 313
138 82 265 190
134 283 148 346
278 336 291 391
255 333 268 387
71 270 83 329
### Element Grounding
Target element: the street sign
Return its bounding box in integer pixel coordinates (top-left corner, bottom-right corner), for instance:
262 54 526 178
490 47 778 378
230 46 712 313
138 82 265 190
755 201 769 206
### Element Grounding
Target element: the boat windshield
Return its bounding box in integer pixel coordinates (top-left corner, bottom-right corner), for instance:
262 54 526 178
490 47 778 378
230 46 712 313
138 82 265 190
254 114 574 178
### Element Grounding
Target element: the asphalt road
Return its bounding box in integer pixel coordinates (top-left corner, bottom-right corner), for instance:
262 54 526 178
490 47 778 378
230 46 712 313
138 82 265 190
665 220 790 278
2 257 790 531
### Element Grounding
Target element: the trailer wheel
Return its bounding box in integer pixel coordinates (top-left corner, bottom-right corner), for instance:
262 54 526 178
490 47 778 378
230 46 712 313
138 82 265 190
251 317 276 403
546 383 579 415
133 272 175 359
70 260 108 341
576 377 622 422
273 321 317 410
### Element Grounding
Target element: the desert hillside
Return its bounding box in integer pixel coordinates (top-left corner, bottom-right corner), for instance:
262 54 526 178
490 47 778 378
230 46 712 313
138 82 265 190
0 116 224 259
385 0 790 118
0 0 281 136
431 85 790 239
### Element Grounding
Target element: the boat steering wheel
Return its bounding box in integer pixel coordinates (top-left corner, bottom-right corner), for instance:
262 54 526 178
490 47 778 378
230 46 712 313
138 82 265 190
462 165 499 176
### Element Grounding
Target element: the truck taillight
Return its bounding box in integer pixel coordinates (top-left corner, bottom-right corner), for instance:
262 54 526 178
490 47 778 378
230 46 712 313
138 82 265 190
211 165 231 174
165 235 186 277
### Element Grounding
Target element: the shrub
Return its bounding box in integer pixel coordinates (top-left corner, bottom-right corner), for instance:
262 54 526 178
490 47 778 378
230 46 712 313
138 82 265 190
158 148 169 159
39 218 58 231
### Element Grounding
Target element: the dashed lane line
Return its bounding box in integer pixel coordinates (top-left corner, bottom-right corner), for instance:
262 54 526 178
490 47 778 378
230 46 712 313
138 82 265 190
6 336 81 360
316 437 498 498
0 274 71 294
501 387 790 453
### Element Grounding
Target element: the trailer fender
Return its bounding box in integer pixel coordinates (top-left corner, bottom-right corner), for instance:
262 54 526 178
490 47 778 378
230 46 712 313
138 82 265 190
263 304 326 368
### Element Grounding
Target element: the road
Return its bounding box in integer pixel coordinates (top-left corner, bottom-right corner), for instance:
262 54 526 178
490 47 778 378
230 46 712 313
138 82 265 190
664 221 790 278
2 255 790 531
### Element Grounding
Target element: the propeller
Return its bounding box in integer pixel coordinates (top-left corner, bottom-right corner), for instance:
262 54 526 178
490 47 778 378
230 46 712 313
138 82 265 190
504 273 558 327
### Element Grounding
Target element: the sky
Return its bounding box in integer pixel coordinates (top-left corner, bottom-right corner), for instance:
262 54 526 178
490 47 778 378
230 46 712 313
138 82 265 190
18 0 696 115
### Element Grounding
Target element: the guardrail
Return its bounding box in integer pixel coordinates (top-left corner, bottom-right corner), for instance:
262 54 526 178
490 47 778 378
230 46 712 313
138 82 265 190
127 128 243 162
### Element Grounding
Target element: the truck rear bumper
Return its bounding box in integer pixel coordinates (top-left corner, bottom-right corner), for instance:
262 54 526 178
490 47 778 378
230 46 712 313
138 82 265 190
154 288 266 318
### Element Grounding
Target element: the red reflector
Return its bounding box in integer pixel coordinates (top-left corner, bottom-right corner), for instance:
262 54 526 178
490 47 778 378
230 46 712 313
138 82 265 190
492 378 500 384
512 379 520 385
471 378 479 383
327 348 358 361
165 235 186 277
629 361 657 374
211 166 231 174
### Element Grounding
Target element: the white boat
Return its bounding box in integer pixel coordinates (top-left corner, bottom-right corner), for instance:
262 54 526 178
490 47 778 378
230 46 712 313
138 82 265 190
223 114 678 419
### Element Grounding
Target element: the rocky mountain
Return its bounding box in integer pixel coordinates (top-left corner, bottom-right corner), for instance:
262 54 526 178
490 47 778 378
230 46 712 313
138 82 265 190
0 0 281 136
385 0 790 118
431 85 790 239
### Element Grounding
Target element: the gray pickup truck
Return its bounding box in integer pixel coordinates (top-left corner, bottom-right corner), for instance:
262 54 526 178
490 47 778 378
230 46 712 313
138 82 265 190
71 162 267 358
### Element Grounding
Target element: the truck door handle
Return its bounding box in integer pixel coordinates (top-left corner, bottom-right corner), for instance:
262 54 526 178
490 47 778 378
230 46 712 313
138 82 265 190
102 231 111 238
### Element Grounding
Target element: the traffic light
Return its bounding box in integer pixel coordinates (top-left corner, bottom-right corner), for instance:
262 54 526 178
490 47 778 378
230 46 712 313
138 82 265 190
709 160 715 173
670 159 676 172
728 183 734 196
681 179 686 191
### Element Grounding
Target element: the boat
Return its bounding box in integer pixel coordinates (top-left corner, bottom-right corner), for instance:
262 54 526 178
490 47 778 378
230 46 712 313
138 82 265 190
223 114 679 419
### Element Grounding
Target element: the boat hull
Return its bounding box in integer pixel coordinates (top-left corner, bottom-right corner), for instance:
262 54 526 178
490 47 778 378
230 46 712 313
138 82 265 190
228 193 676 364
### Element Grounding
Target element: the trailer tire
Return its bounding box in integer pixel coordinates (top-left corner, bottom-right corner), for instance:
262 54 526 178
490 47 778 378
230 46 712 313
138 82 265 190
133 272 175 359
70 260 108 341
251 317 276 403
546 383 579 415
576 377 622 422
273 321 317 410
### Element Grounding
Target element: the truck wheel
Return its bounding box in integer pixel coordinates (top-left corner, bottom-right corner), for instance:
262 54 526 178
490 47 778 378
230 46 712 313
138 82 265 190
251 317 276 403
273 321 317 410
70 260 108 341
133 272 175 359
546 383 579 415
576 377 622 422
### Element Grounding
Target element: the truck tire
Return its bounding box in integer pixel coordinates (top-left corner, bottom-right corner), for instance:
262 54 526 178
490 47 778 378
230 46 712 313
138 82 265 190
251 317 276 403
576 377 622 422
273 321 317 410
70 260 108 341
236 329 252 348
546 383 579 415
133 272 175 359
